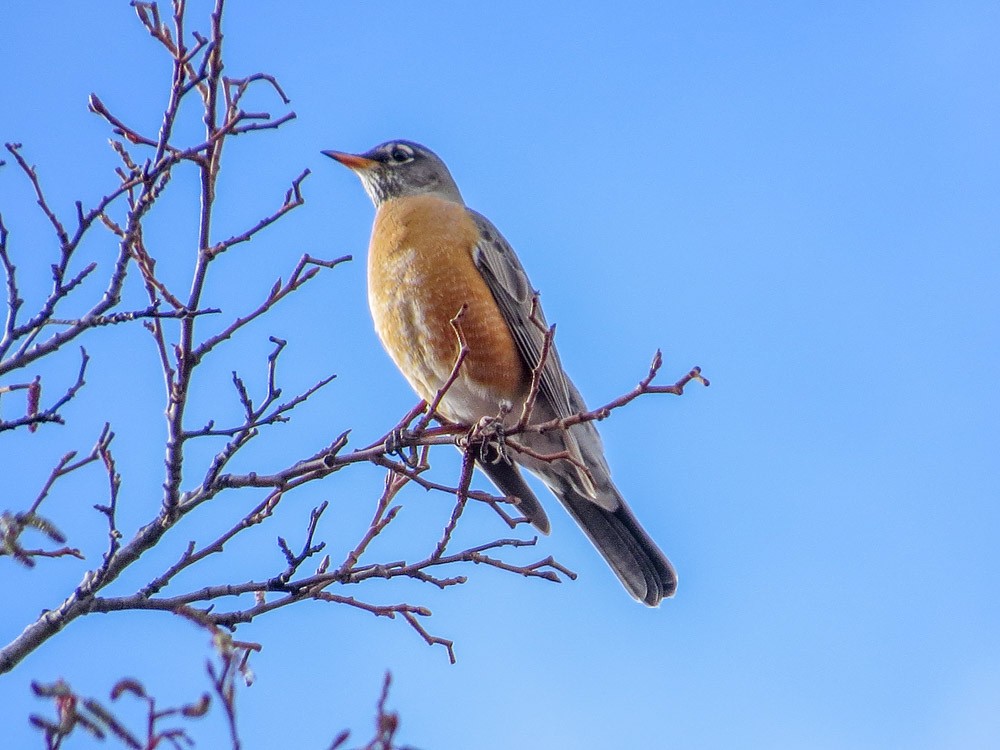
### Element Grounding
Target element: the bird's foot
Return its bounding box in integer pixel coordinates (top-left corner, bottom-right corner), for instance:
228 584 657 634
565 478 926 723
459 415 510 466
384 428 420 468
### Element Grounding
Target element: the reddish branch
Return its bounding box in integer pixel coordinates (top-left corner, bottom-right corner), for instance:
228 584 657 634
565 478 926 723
405 303 470 444
515 293 556 429
29 639 229 750
0 0 328 675
330 672 409 750
1 424 113 567
3 1 708 719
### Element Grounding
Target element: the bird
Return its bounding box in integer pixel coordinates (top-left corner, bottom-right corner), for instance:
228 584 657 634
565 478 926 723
324 140 677 605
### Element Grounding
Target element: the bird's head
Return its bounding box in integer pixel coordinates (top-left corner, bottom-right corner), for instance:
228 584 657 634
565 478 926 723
323 140 463 207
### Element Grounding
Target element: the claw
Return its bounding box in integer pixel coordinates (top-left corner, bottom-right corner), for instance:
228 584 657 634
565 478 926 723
384 428 419 468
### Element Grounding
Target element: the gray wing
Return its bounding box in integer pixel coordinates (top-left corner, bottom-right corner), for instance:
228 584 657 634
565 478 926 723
468 210 582 420
469 210 608 503
470 213 675 602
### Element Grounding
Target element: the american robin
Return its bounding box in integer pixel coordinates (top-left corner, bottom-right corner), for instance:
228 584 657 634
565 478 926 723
324 140 677 605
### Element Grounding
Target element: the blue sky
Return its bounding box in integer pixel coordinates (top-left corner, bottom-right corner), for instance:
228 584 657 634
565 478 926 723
2 2 998 748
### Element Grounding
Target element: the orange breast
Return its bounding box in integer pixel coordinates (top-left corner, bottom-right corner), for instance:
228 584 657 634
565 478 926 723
367 194 528 419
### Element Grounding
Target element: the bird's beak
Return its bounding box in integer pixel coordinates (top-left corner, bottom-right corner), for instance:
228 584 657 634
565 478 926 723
322 150 378 171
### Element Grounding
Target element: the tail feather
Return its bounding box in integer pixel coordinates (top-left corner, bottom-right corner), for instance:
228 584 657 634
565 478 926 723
477 444 551 534
476 445 676 605
556 483 677 606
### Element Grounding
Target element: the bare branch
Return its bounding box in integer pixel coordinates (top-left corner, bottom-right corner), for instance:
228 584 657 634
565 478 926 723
516 296 556 429
1 0 708 707
30 666 216 750
429 446 476 562
413 304 469 435
207 170 310 258
4 143 70 247
524 351 709 437
192 254 350 362
0 348 89 433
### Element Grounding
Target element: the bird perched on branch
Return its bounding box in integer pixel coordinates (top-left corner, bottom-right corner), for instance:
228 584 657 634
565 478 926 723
325 140 677 605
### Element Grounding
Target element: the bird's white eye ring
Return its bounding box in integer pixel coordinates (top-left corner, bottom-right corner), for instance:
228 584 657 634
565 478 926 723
389 145 412 163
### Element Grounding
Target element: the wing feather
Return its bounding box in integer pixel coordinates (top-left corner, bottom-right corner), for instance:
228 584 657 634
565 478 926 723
469 210 600 500
469 211 581 419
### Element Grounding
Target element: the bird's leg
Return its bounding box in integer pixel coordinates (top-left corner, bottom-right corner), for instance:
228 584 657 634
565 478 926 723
466 400 515 467
383 427 421 468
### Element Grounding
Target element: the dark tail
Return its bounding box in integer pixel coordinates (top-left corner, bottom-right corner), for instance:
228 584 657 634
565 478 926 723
478 446 676 605
477 444 551 534
556 482 677 606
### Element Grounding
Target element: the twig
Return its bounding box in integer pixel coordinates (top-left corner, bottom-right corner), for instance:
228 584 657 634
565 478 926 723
192 254 349 362
515 294 556 429
207 171 310 258
412 304 469 435
523 351 709 437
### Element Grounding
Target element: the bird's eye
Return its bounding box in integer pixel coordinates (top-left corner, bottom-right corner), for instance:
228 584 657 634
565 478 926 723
389 146 412 163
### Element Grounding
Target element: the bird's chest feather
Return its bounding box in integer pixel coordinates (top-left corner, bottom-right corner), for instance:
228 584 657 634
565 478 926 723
367 196 528 420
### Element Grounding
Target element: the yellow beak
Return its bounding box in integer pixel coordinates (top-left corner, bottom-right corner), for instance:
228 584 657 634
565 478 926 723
321 150 377 171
